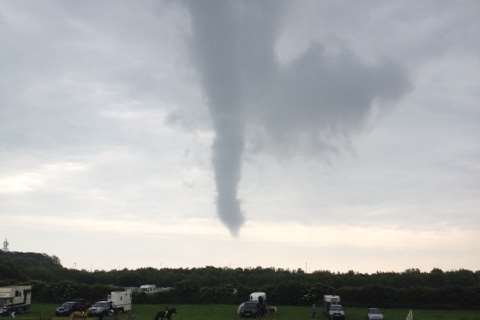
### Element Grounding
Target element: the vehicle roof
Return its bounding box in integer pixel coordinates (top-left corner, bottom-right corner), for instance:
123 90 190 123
0 286 32 290
324 295 341 302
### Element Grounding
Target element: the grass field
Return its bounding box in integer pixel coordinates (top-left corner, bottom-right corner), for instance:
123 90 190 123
15 304 480 320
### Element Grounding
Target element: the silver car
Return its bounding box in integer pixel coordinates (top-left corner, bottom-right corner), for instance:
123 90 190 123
367 308 384 320
328 304 345 320
87 301 112 316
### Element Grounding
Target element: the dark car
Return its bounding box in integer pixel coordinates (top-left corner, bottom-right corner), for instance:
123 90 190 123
237 301 259 318
55 300 88 316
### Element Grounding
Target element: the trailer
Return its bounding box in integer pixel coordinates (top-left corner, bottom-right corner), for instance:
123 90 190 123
0 285 32 315
108 290 132 312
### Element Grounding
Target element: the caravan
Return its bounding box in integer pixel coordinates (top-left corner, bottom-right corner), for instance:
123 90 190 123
0 285 32 315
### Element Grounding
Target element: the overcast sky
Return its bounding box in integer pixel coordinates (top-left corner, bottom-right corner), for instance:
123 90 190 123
1 0 479 272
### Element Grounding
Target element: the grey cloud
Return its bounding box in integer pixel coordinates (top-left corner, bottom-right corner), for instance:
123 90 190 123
185 0 410 234
0 0 191 155
253 45 409 154
1 0 478 235
280 1 480 68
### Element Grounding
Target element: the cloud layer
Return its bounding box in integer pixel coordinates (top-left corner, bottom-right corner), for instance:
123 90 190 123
0 1 479 270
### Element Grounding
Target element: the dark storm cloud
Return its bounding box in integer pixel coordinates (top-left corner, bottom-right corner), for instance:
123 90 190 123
185 1 410 234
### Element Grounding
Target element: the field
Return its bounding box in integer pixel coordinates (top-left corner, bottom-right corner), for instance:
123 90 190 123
16 304 480 320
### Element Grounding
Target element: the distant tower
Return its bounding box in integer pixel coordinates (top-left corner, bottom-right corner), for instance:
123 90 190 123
2 238 9 251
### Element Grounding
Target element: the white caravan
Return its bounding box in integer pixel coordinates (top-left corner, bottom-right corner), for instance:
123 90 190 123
0 285 32 315
108 290 132 312
139 284 159 294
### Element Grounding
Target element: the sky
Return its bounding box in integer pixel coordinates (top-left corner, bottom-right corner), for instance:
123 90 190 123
0 0 479 272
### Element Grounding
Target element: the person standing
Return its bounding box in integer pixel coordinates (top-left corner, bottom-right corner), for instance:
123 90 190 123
311 303 317 319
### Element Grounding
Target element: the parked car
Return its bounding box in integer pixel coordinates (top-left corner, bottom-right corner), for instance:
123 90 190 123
55 300 88 316
327 304 345 320
367 308 384 320
87 301 112 317
237 301 259 318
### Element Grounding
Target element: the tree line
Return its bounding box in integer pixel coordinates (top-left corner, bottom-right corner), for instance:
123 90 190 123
1 251 479 308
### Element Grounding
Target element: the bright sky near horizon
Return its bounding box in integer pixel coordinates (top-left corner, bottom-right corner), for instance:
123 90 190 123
1 1 479 272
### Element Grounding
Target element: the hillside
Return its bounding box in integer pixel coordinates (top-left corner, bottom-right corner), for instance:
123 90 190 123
0 251 64 284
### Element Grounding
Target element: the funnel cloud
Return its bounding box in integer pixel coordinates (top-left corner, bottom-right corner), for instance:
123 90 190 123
185 1 410 235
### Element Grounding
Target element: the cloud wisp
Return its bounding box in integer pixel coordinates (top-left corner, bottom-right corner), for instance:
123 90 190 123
185 1 410 235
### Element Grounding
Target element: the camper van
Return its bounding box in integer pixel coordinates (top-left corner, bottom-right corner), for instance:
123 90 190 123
0 285 32 315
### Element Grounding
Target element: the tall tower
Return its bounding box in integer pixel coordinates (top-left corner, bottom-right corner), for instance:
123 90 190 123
2 238 9 251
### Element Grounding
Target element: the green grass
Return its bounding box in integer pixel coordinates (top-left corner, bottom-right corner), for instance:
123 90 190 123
16 304 480 320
